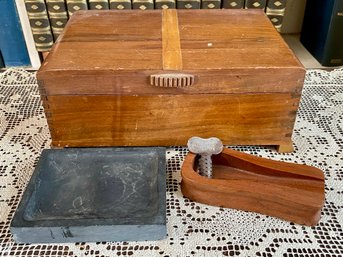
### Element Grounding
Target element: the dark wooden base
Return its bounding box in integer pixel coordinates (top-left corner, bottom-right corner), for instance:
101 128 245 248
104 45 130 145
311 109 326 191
181 148 325 226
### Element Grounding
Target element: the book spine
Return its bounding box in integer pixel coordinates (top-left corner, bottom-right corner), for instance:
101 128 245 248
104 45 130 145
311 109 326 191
0 0 31 66
222 0 245 9
266 0 287 32
66 0 88 16
155 0 176 9
24 0 54 52
109 0 132 9
245 0 266 9
132 0 154 10
324 0 343 66
88 0 110 10
46 0 69 41
0 51 4 68
202 0 221 9
301 0 343 66
177 0 200 9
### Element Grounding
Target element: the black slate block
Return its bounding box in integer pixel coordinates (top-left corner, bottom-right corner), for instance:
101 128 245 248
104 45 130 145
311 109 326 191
11 147 166 243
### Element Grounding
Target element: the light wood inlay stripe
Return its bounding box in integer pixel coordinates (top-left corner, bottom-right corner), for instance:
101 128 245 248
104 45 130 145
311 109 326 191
162 9 182 70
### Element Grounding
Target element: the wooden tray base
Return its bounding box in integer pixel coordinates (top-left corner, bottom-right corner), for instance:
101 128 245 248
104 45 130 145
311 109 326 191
181 148 325 226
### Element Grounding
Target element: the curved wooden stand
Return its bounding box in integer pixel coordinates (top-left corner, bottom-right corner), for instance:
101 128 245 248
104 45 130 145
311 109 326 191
181 148 325 226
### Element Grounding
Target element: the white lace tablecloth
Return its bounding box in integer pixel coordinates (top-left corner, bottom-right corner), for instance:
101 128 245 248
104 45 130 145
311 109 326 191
0 68 342 257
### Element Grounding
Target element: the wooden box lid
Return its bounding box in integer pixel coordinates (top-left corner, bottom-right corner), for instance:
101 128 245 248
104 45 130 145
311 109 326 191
38 9 305 95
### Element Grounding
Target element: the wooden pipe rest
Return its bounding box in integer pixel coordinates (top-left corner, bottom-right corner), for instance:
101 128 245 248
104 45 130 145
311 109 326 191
181 148 325 226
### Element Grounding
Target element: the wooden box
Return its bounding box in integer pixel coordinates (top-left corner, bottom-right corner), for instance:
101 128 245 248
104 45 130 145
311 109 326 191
37 9 305 152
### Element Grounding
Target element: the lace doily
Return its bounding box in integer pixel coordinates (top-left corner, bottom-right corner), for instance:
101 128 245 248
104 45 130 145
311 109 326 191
0 68 342 257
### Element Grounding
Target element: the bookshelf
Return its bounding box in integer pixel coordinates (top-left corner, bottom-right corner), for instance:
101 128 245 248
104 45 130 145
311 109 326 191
12 0 342 70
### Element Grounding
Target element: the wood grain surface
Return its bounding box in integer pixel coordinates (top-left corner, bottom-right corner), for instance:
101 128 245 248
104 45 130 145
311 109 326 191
37 10 306 150
181 148 325 226
44 93 298 147
41 10 302 72
37 68 304 96
162 9 182 70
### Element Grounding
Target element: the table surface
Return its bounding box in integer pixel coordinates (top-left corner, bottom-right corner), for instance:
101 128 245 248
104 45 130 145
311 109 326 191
0 68 342 257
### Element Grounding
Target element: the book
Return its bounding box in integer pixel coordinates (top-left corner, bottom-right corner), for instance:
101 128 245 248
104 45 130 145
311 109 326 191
132 0 154 9
155 0 176 9
88 0 110 10
265 0 286 32
0 51 4 68
109 0 132 9
46 0 69 41
202 0 221 9
222 0 245 9
245 0 266 9
177 0 200 9
301 0 343 66
24 0 54 52
0 0 30 66
66 0 88 16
